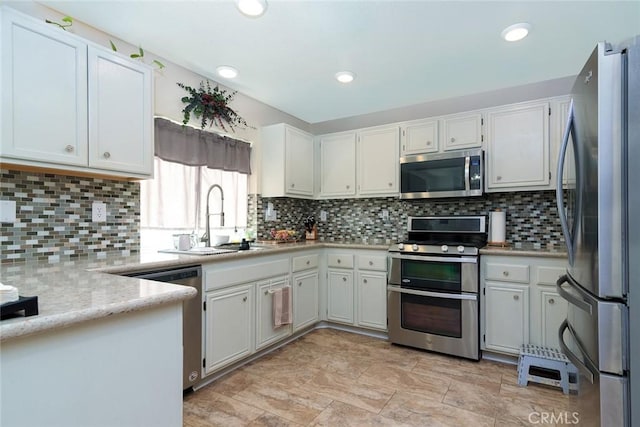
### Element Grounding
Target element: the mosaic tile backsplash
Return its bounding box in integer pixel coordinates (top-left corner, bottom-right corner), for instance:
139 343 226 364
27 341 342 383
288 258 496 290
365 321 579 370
255 191 564 248
1 169 140 263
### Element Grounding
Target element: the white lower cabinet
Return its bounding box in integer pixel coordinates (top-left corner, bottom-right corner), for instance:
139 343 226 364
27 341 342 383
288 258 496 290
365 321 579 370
484 282 529 354
327 269 354 324
204 284 253 375
482 255 567 356
256 276 292 351
356 271 387 330
293 270 319 332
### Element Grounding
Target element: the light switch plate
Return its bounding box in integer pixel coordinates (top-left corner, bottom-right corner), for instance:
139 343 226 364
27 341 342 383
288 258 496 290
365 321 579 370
92 202 107 222
0 200 16 223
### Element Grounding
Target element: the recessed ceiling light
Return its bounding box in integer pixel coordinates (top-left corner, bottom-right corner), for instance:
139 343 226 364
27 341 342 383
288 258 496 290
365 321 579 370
236 0 268 17
501 23 531 42
335 71 355 84
216 66 238 79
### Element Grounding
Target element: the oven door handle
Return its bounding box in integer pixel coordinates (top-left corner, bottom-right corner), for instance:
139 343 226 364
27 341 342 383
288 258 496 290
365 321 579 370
387 285 478 301
389 253 478 264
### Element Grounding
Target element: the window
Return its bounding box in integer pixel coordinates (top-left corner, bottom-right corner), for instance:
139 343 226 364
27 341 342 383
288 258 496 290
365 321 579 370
140 157 248 252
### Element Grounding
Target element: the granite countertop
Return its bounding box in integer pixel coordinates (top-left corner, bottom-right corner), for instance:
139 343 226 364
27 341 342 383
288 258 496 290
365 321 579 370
479 242 568 259
0 240 390 341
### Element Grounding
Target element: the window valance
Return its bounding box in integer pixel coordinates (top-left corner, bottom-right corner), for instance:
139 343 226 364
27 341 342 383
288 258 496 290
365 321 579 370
154 117 252 174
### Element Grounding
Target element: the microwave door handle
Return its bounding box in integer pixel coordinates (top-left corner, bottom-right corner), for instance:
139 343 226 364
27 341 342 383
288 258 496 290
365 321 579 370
464 156 471 192
558 319 597 384
556 100 575 264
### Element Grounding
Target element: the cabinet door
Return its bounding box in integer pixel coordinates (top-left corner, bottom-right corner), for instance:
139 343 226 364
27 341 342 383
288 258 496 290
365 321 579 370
88 47 153 176
327 269 354 324
486 102 550 190
540 288 568 350
285 126 314 196
357 126 399 196
402 120 438 155
256 278 292 351
442 113 483 151
1 10 88 166
292 270 319 331
484 282 529 355
357 271 387 330
204 285 253 374
319 132 356 197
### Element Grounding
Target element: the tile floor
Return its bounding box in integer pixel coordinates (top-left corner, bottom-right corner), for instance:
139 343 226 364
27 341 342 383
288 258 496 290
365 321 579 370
184 328 586 426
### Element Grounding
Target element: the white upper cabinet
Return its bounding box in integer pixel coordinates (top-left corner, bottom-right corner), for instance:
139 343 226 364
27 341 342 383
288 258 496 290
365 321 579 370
88 47 153 175
357 125 399 196
319 132 356 197
317 125 398 198
485 101 550 191
1 8 88 167
401 119 438 155
0 7 153 178
442 112 483 151
261 123 314 198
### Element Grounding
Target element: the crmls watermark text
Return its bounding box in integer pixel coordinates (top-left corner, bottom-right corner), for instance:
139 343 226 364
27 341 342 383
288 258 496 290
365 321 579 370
528 412 580 424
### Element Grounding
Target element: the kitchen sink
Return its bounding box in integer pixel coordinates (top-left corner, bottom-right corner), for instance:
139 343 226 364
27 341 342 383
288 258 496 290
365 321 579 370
159 243 269 256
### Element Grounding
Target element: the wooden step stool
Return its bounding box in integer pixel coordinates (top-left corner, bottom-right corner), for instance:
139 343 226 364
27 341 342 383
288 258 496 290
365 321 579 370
517 344 579 394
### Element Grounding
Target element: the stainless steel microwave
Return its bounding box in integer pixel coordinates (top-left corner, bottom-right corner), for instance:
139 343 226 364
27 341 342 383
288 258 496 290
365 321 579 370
400 149 484 199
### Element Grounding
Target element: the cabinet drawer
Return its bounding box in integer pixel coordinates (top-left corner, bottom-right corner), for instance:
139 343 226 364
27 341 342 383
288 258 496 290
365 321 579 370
292 254 319 272
357 254 387 271
484 263 529 283
327 253 354 268
536 266 565 286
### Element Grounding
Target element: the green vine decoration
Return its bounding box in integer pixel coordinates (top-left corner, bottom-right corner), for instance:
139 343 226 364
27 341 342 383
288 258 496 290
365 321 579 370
177 80 249 132
45 16 73 31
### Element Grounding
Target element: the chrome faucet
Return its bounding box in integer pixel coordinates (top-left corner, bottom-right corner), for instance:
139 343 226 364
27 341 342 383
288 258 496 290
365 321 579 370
202 184 224 247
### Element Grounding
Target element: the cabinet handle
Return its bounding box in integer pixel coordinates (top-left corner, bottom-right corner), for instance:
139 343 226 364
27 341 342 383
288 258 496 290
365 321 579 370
369 261 373 266
363 279 368 284
513 295 519 301
427 141 432 146
306 260 310 265
497 176 502 181
264 290 269 295
298 282 302 287
450 137 455 143
337 259 341 264
549 298 555 305
291 183 295 188
503 271 509 277
243 296 247 302
103 151 111 159
342 277 347 282
65 145 74 153
346 185 350 189
388 182 392 187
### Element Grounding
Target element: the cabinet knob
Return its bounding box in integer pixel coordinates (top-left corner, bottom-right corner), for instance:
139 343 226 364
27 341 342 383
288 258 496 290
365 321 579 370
388 182 392 187
513 295 519 301
369 261 373 266
337 259 341 264
243 296 247 302
503 271 509 277
346 185 350 189
427 141 432 146
363 279 368 284
291 183 295 188
306 260 310 265
549 298 555 305
497 176 502 181
298 282 302 287
103 151 111 159
65 145 74 152
342 277 347 282
450 137 455 143
265 290 269 295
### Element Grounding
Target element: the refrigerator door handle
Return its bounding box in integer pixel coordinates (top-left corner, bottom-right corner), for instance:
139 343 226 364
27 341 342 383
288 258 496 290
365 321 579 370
556 100 575 265
556 274 593 315
558 319 597 384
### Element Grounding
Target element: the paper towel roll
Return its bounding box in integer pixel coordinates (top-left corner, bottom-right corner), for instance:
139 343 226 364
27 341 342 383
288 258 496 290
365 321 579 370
489 210 506 243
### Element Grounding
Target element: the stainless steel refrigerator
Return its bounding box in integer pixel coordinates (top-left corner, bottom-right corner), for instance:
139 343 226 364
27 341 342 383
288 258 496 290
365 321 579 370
556 36 639 426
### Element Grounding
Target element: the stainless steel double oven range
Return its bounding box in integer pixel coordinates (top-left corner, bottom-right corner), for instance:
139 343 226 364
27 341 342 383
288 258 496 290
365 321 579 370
388 216 487 361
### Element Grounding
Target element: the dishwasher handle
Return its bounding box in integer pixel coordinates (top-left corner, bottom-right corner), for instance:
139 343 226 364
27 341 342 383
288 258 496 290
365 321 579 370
125 265 201 282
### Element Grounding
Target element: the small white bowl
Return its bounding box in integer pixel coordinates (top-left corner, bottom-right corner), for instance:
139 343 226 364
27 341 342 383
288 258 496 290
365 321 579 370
210 235 230 246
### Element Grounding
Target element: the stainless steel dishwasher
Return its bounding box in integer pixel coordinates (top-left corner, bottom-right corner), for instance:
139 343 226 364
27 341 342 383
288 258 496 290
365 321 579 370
124 265 202 390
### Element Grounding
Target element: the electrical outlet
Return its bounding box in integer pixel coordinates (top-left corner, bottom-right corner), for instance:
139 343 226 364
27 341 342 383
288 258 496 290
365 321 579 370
92 202 107 222
0 200 16 223
382 209 389 221
320 210 327 222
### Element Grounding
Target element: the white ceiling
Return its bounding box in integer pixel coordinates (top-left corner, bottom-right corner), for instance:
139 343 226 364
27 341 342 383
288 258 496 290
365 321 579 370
37 0 640 124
